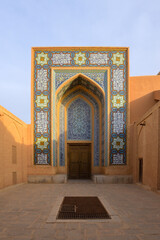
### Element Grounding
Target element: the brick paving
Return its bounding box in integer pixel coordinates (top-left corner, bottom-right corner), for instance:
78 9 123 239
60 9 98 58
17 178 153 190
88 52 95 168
0 182 160 239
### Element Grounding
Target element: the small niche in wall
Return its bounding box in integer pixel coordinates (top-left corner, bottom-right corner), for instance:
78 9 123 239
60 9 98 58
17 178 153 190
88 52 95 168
12 172 17 185
139 158 143 183
12 145 17 164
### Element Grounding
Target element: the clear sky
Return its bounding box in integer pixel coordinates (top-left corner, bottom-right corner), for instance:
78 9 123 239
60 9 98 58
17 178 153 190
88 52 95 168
0 0 160 123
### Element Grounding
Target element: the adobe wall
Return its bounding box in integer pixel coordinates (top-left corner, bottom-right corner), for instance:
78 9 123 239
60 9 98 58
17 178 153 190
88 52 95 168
130 75 160 123
132 102 160 191
0 105 29 189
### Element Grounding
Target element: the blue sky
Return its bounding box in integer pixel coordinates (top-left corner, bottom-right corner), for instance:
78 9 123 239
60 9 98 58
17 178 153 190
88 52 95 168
0 0 160 123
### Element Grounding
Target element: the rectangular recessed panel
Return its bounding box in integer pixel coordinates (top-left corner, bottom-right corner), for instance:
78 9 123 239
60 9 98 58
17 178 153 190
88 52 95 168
57 197 111 219
12 145 17 164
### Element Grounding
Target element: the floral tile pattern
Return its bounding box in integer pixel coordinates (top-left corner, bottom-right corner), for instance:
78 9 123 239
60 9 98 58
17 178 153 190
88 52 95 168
112 112 125 134
89 52 108 65
36 136 49 151
35 94 49 109
111 52 125 66
36 111 48 134
112 137 125 151
37 153 48 164
36 69 48 92
36 52 49 66
74 52 87 65
112 69 125 92
67 98 91 140
51 52 71 65
54 70 106 89
112 94 125 108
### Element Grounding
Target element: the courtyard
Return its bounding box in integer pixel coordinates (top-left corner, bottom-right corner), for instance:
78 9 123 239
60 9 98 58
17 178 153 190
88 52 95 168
0 182 160 240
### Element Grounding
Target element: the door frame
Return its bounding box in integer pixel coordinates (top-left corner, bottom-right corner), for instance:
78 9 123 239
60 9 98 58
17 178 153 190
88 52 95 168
67 143 92 179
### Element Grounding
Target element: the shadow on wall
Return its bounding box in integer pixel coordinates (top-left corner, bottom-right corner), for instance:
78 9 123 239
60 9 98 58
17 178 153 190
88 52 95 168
130 100 160 191
0 110 29 189
130 92 157 123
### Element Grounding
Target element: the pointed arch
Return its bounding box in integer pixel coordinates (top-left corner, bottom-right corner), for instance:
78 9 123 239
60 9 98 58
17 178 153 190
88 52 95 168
55 73 105 96
51 70 108 171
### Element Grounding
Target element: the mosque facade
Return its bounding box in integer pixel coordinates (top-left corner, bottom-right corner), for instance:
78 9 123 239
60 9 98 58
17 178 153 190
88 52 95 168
32 47 128 178
0 47 160 190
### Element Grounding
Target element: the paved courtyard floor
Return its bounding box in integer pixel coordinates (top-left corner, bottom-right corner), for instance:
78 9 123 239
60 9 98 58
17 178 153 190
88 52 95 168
0 181 160 240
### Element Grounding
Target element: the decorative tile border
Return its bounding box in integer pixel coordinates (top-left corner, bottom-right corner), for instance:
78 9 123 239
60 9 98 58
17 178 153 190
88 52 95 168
33 47 128 166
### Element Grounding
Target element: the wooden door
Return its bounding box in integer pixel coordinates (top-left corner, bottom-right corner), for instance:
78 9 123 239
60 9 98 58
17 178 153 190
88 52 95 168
68 144 91 179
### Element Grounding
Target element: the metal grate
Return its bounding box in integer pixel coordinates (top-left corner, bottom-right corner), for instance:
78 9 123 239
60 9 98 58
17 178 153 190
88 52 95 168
57 197 111 219
60 204 76 213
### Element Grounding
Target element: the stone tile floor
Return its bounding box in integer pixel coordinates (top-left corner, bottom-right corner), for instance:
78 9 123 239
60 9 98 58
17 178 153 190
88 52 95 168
0 182 160 239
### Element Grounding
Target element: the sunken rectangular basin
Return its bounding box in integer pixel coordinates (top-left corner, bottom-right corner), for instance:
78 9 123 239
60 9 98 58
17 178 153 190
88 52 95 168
57 196 111 219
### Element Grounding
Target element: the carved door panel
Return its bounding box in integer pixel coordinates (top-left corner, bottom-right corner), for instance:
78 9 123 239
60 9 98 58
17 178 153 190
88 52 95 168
79 145 91 179
68 145 80 179
68 144 91 179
